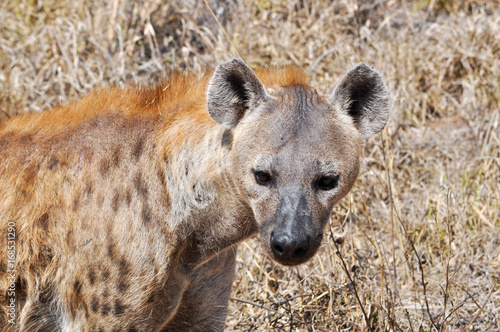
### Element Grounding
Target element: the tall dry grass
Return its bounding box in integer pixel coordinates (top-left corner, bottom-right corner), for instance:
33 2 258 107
1 0 499 331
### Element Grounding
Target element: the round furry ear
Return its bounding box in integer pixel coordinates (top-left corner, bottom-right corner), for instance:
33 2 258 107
331 63 390 138
207 59 269 128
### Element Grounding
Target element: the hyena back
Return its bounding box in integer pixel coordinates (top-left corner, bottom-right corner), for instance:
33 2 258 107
0 59 389 331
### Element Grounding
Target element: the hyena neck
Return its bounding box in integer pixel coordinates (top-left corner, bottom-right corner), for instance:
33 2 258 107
157 115 257 264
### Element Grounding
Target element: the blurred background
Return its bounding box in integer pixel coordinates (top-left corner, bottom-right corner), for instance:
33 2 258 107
1 0 499 330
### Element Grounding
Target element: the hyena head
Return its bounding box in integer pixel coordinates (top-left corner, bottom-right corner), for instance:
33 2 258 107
207 59 389 266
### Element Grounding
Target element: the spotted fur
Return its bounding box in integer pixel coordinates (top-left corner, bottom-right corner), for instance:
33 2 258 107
0 59 389 331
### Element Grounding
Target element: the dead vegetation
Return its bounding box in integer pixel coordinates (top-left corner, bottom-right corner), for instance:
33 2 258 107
1 0 499 330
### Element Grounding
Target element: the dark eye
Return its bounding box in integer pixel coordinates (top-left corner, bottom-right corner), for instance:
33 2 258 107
317 175 339 191
254 171 272 185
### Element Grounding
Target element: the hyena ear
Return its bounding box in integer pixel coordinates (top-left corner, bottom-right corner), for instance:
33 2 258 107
330 63 390 138
207 58 269 128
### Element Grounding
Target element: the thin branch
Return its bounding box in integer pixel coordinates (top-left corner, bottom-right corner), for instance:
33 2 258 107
380 134 398 299
442 292 475 324
464 286 494 331
230 297 280 313
407 238 440 331
1 109 11 118
331 235 374 332
202 0 241 58
229 297 306 326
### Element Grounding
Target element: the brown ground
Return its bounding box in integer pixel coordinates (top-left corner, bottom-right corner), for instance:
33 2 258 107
1 0 499 331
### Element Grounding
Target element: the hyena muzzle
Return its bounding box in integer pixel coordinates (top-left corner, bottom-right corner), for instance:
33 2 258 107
0 59 389 331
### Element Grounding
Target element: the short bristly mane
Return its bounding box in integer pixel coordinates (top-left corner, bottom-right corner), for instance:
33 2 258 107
0 65 311 134
255 65 311 89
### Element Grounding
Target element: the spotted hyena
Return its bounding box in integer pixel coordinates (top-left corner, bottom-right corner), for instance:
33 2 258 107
0 59 389 331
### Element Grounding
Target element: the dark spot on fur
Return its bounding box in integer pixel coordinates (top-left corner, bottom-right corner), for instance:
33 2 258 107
117 281 129 293
101 302 111 316
83 303 89 318
21 163 38 193
107 243 115 258
88 269 96 285
102 269 110 280
66 230 73 246
0 261 7 273
127 327 139 332
141 204 152 225
85 181 93 197
146 293 155 304
118 259 130 277
125 189 132 206
112 146 121 167
91 297 100 312
15 277 27 299
19 133 34 144
38 213 49 231
193 184 203 202
73 193 81 211
157 168 166 187
114 299 125 315
98 328 104 332
221 128 233 149
97 193 104 207
111 190 120 212
72 280 84 313
133 138 144 161
39 286 53 304
162 190 171 212
48 157 59 170
99 158 110 176
59 154 69 168
134 172 148 199
74 280 82 295
39 246 54 266
89 117 98 129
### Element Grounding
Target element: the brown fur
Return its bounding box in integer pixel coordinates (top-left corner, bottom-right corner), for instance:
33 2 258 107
0 59 389 331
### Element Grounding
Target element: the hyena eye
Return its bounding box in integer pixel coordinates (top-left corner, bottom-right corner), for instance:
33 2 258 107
317 175 339 191
254 171 272 185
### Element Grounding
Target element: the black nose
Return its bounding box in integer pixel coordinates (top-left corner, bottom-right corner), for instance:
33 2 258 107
270 231 309 262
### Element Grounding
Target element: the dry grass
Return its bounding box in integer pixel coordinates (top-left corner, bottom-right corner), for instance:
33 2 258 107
1 0 499 330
